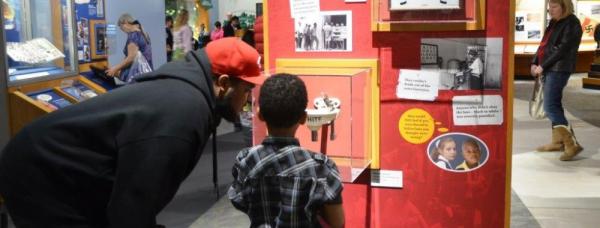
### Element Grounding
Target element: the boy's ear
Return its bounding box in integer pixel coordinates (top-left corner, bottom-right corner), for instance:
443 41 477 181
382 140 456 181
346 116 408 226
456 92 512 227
299 111 307 125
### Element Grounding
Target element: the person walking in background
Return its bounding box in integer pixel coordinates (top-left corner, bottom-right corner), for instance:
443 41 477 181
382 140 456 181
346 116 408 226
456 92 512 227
229 74 345 228
106 13 153 84
211 21 224 41
165 16 174 62
197 23 210 48
532 0 584 161
172 9 193 60
224 16 239 37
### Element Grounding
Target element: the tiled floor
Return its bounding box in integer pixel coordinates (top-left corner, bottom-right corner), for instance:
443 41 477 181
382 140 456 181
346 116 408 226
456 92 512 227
510 75 600 228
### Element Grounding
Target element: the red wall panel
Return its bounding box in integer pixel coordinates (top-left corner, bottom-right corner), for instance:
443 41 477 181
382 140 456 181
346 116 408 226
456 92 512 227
266 0 511 227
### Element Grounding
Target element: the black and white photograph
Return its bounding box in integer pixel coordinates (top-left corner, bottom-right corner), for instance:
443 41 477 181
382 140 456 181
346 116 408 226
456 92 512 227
420 38 503 90
294 11 352 52
390 0 459 10
515 16 525 31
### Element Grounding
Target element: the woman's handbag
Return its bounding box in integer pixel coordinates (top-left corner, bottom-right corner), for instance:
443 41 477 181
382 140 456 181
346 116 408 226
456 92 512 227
529 76 546 120
116 51 153 85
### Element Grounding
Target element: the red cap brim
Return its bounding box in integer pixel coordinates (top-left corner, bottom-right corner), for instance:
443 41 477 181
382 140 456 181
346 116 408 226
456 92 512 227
239 72 268 85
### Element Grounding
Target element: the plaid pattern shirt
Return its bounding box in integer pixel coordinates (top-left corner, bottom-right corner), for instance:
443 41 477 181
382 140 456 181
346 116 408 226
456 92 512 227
228 137 343 228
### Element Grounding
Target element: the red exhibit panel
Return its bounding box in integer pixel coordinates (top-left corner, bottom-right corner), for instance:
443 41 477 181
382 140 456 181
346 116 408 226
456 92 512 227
263 0 513 227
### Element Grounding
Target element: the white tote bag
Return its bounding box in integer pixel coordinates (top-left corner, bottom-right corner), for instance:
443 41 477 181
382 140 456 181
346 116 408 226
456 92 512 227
529 76 546 120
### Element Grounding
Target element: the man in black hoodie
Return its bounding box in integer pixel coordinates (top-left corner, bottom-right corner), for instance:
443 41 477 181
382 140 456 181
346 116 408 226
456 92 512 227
0 37 265 227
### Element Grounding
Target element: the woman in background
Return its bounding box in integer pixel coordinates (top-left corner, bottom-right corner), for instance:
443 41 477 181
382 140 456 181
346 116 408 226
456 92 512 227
106 13 153 84
211 21 224 41
532 0 583 161
172 9 193 60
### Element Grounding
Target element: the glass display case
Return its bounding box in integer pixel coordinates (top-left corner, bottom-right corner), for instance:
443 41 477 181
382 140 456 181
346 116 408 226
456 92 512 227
2 0 77 85
515 0 600 54
256 59 380 182
8 76 105 135
371 0 485 31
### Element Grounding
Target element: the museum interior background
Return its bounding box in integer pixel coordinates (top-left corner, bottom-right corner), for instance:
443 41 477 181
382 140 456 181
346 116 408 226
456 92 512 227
2 0 600 227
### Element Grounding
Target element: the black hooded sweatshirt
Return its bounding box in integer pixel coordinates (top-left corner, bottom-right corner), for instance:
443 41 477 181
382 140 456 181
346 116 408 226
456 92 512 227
0 50 217 227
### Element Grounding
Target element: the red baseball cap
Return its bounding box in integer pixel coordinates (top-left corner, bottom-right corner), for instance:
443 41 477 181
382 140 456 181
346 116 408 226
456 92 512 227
205 37 266 85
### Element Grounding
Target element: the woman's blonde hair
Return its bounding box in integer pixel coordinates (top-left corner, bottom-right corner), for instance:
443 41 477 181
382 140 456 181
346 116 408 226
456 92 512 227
549 0 574 17
174 9 189 30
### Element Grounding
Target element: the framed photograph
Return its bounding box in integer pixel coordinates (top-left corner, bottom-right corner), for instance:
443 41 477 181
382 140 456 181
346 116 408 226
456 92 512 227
390 0 460 11
421 43 439 66
294 11 352 52
89 20 107 60
420 38 503 91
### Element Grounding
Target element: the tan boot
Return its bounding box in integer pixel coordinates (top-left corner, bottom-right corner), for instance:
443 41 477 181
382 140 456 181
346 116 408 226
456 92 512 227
536 127 564 152
556 125 584 161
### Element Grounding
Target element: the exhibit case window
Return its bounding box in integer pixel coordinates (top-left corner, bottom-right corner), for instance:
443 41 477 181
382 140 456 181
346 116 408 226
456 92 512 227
515 0 600 54
2 0 77 85
372 0 486 31
261 67 375 182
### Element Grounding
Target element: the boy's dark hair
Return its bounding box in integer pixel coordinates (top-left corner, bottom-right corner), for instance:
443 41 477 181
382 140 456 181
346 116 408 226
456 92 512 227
165 16 173 23
259 74 307 128
214 21 221 28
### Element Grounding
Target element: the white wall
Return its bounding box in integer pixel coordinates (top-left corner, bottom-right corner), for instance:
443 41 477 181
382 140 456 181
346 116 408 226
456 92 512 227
217 0 261 22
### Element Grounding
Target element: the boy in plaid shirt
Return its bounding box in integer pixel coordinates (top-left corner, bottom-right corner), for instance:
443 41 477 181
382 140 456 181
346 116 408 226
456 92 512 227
228 74 345 227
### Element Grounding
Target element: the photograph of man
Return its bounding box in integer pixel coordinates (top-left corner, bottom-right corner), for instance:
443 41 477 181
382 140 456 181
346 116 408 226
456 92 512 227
294 11 352 52
466 48 484 90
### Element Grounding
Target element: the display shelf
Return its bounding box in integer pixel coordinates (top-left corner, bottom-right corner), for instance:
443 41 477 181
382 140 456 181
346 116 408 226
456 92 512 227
7 76 105 135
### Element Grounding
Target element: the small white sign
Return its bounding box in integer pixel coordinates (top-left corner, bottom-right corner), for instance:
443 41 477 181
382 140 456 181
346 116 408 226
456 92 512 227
371 170 403 188
290 0 320 18
452 95 504 126
396 69 439 101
